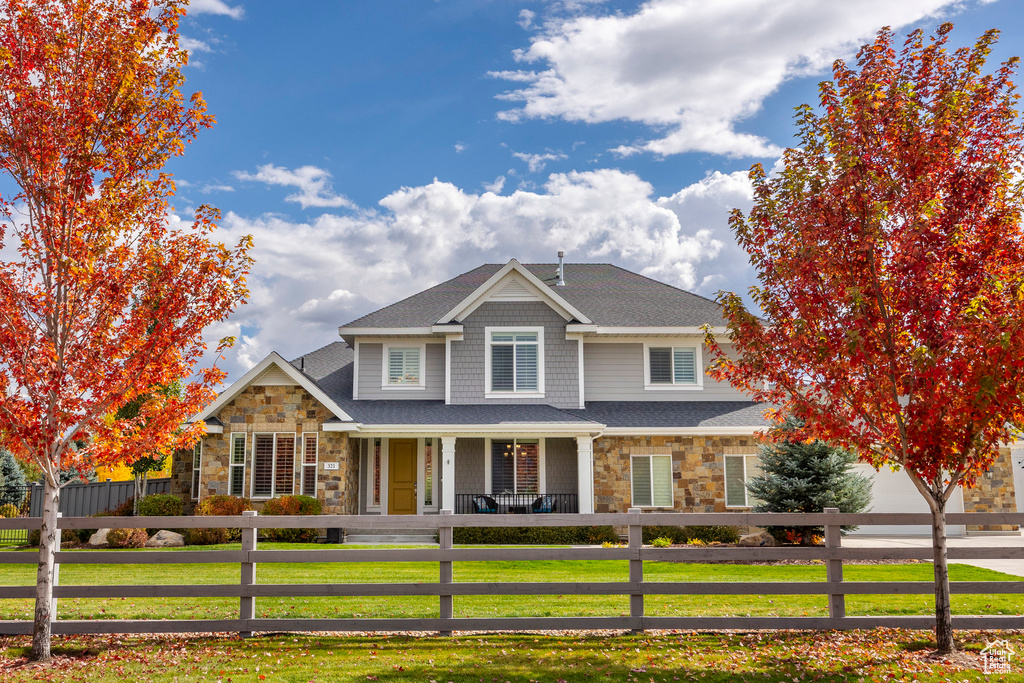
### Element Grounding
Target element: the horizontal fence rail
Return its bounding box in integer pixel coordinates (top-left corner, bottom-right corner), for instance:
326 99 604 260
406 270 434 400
0 510 1021 636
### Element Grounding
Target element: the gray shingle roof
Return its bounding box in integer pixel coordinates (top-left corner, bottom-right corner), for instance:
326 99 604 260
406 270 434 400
340 263 728 329
292 344 765 429
566 401 769 429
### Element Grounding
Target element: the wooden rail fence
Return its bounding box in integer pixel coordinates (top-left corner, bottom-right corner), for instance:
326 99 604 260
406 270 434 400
0 510 1022 636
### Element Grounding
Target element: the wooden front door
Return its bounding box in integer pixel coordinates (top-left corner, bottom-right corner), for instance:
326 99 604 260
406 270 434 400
388 439 417 515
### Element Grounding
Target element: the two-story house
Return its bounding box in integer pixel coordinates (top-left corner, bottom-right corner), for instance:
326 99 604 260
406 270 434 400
174 258 1018 532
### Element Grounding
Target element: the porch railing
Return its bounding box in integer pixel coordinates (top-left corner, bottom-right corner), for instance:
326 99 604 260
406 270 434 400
454 492 578 514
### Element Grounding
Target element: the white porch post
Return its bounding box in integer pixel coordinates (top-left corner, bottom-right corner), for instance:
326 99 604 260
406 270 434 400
576 435 595 514
441 435 457 512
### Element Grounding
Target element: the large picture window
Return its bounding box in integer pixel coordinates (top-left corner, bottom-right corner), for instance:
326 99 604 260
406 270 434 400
229 434 246 497
725 454 762 508
631 454 673 507
384 345 424 387
487 328 544 397
251 433 296 499
491 439 540 494
190 441 202 500
645 345 702 388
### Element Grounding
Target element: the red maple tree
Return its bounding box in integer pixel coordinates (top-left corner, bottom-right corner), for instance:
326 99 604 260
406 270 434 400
706 25 1024 653
0 0 251 660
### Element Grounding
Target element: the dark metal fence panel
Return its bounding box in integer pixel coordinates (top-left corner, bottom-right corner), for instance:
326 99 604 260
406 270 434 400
25 478 171 518
0 485 34 544
455 492 578 515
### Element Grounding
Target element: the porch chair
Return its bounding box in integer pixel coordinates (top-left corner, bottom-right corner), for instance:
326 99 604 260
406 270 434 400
532 495 557 514
472 495 498 514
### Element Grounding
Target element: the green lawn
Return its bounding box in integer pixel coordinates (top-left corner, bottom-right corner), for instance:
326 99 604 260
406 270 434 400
2 630 1022 682
0 543 1020 622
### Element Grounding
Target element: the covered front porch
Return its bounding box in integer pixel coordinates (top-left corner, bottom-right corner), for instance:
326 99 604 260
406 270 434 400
354 433 597 515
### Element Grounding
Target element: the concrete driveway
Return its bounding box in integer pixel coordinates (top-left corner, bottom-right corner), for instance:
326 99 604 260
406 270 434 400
843 534 1024 577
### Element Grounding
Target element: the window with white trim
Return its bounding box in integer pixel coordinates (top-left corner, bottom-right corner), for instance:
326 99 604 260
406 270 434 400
631 454 673 507
646 345 701 387
491 439 540 494
190 441 202 500
488 329 543 395
229 434 246 497
251 433 296 498
301 433 318 496
384 345 423 387
725 454 762 508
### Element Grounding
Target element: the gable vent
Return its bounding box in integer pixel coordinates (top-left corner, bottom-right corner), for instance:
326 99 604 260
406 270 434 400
490 277 538 302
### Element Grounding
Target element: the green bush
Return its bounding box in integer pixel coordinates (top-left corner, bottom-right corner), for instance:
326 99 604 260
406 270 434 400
28 528 91 547
137 494 184 535
261 495 322 543
452 525 618 545
0 503 18 518
107 527 148 548
641 525 741 544
650 537 672 548
105 497 136 517
190 495 253 544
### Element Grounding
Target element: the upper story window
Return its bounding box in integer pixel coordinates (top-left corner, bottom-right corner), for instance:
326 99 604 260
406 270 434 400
486 327 544 398
645 344 702 390
383 344 425 389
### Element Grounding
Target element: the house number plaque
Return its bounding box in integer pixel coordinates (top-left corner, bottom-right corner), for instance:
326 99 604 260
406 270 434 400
323 462 339 470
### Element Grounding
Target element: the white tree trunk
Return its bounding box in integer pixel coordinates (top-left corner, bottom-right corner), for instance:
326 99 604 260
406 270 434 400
30 477 59 662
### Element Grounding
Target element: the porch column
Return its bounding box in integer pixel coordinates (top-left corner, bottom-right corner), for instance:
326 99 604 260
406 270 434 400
441 435 457 512
576 435 595 514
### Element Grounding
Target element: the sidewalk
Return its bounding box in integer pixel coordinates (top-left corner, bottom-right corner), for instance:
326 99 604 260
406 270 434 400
843 534 1024 577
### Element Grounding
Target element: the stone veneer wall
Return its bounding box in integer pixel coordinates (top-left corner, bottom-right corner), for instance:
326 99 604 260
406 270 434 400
182 385 358 515
963 447 1018 532
592 435 759 514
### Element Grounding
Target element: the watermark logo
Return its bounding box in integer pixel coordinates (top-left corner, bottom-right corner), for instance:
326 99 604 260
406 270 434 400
981 639 1016 675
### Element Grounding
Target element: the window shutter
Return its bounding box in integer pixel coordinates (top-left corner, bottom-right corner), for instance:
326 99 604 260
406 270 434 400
631 456 652 507
253 435 274 497
491 344 514 391
649 348 672 384
275 434 295 495
302 434 317 496
229 434 246 496
651 455 673 507
724 455 747 507
515 343 538 391
673 348 697 384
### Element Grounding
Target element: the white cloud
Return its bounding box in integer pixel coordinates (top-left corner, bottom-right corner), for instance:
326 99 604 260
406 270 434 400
484 175 506 193
187 0 244 20
208 167 759 379
454 143 466 153
492 0 958 157
179 36 213 53
517 9 536 29
201 183 235 194
513 151 568 173
234 164 356 210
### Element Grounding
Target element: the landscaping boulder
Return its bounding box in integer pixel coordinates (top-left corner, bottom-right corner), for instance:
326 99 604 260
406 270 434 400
88 528 110 546
145 530 185 548
738 530 776 547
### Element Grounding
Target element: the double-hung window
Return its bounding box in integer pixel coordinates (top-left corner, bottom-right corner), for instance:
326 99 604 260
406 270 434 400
251 433 296 498
646 345 702 388
487 328 543 397
190 441 202 500
383 345 424 388
725 454 762 508
631 454 673 507
229 434 246 497
490 439 540 494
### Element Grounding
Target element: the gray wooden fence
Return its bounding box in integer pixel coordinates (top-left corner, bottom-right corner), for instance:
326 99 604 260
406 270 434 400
27 478 171 518
0 510 1022 636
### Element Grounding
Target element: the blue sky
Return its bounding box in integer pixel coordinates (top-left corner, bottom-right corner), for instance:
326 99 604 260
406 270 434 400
168 0 1020 382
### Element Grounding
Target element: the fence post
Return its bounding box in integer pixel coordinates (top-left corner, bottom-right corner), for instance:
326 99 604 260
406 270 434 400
52 512 62 621
438 509 454 636
240 510 258 637
824 507 845 625
627 507 643 633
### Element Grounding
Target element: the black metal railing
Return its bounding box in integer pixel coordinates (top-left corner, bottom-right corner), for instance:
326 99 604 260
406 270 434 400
0 485 34 545
455 492 578 515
